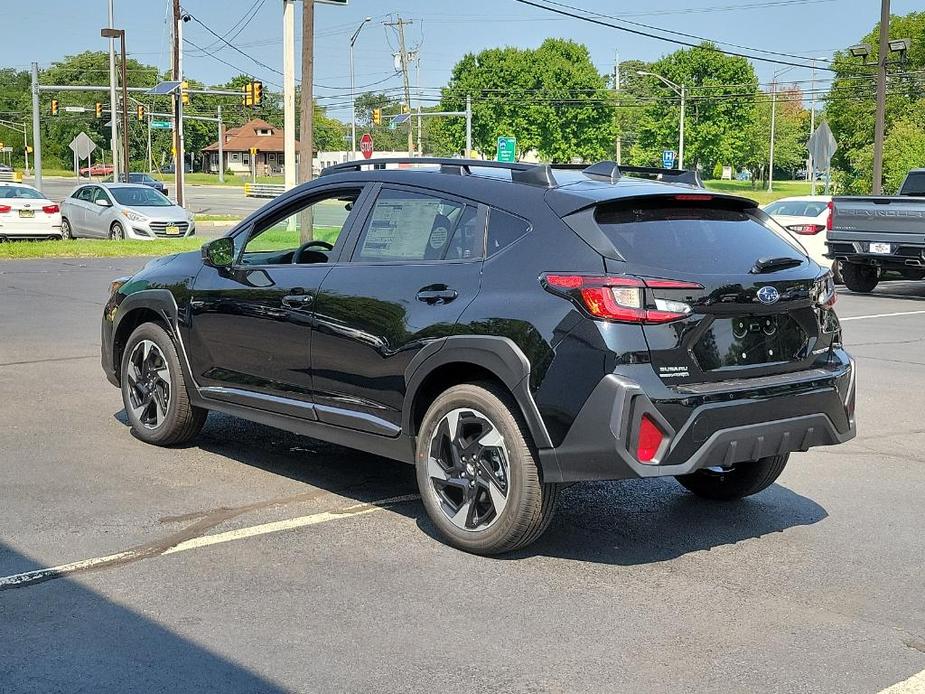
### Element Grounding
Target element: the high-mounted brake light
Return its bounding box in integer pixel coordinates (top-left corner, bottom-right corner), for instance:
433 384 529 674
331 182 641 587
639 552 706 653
542 274 693 324
786 223 825 235
42 204 59 214
637 414 664 463
826 200 834 231
674 194 713 201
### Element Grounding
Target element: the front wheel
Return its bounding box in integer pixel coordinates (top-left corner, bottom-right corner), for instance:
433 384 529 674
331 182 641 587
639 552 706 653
120 322 207 446
841 262 879 293
416 382 558 555
675 454 789 501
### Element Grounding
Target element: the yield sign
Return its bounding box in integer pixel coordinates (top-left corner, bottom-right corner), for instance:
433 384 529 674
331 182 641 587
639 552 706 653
360 133 374 160
807 123 837 169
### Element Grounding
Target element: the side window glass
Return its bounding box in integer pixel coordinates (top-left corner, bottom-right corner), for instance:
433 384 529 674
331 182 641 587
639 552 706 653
241 189 360 264
487 208 531 256
352 189 470 262
92 188 109 204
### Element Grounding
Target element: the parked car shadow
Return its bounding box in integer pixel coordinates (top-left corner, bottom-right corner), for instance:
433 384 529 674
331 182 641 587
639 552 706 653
116 410 827 566
0 542 284 693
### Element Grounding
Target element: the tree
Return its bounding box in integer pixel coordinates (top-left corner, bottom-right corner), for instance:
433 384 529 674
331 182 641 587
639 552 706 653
352 91 408 152
630 42 757 171
827 11 925 193
436 39 614 161
742 85 810 184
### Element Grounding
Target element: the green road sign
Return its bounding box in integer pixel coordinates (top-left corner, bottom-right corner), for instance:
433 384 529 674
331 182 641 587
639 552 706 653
151 120 172 129
496 136 516 163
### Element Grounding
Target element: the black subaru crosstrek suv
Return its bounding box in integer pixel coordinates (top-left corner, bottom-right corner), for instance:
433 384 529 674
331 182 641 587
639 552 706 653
102 158 856 554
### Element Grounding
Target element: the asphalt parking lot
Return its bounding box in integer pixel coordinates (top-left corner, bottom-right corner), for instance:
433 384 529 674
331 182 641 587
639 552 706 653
1 258 923 693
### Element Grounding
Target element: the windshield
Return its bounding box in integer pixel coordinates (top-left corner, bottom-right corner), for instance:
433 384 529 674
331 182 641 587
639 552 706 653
0 185 44 200
110 186 173 207
594 200 806 274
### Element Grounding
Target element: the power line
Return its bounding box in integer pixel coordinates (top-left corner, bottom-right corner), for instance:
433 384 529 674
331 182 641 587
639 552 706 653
513 0 834 71
182 36 282 88
182 7 284 77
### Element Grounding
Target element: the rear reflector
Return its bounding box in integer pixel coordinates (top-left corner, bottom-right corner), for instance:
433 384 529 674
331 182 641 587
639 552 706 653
542 273 690 324
786 223 825 235
42 204 59 214
637 415 664 463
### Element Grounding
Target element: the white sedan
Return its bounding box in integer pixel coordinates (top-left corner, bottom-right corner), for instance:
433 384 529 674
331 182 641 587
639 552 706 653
0 183 63 240
762 195 832 272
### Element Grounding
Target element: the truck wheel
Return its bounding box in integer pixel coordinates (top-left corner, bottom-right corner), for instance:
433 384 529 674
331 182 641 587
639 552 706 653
120 322 207 446
841 263 879 293
416 382 558 555
675 454 789 501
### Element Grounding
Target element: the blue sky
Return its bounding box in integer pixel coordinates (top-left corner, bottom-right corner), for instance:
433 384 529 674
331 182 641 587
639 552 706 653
4 0 918 119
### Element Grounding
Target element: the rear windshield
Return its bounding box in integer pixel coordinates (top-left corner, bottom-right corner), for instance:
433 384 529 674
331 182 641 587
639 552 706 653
0 185 43 199
900 172 925 196
595 201 805 273
110 186 172 207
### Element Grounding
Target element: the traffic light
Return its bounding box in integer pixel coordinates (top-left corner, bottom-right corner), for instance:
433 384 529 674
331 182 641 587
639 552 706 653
372 108 381 126
242 82 253 107
181 81 189 105
50 99 59 116
136 104 145 121
95 102 103 119
252 81 263 106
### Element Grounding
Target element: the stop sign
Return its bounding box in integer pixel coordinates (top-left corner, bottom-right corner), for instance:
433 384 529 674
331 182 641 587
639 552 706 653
360 133 374 160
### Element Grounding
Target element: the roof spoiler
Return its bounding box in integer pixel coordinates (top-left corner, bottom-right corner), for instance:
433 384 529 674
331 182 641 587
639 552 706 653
555 161 704 188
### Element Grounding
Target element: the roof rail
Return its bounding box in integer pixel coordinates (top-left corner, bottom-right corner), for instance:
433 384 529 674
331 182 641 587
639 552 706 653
319 157 560 188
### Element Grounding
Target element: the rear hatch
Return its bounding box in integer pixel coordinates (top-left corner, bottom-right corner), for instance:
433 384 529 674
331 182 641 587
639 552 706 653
593 196 838 386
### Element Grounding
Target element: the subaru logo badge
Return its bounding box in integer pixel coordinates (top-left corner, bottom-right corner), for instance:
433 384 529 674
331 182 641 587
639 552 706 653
757 286 780 305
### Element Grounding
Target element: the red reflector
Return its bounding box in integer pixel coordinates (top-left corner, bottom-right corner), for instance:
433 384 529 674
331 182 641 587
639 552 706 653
637 415 664 463
674 194 713 201
42 204 59 214
0 205 10 213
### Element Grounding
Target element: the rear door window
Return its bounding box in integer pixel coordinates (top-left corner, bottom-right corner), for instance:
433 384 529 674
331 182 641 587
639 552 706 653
595 200 805 274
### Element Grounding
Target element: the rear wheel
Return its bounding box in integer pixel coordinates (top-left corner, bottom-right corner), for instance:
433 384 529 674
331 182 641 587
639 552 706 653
110 222 126 240
841 262 879 293
120 322 206 446
675 454 789 500
416 382 558 555
60 218 73 240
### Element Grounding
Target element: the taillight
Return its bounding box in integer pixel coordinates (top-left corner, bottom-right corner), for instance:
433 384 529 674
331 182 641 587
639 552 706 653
42 204 59 214
542 274 693 324
826 200 834 231
814 272 837 309
637 414 664 463
786 223 825 235
0 205 10 214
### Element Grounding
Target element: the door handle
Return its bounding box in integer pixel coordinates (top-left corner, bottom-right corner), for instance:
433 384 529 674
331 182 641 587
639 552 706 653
416 287 458 304
281 293 313 309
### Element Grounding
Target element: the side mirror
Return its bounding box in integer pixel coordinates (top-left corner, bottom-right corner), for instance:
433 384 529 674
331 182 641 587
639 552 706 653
95 198 111 207
202 237 235 268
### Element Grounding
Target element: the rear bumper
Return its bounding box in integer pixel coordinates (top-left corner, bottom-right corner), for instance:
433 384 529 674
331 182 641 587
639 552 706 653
827 237 925 271
539 354 856 483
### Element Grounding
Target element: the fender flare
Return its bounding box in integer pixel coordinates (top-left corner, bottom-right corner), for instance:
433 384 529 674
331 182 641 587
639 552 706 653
402 335 554 451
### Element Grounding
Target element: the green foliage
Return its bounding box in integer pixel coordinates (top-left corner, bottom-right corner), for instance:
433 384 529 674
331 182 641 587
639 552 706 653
741 86 810 182
436 39 614 161
353 91 409 152
631 42 757 170
882 115 925 192
826 11 925 193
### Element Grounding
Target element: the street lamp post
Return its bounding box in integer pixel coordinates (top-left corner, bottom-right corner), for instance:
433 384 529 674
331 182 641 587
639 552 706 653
638 70 685 169
349 17 372 161
101 27 130 180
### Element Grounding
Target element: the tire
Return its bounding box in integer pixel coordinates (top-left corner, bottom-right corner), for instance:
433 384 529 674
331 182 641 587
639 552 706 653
841 262 879 293
110 222 126 240
120 322 207 446
832 260 843 285
60 217 73 240
675 454 789 501
415 382 558 555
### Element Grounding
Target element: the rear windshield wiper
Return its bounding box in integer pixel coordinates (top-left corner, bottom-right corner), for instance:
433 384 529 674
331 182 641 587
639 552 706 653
750 256 803 274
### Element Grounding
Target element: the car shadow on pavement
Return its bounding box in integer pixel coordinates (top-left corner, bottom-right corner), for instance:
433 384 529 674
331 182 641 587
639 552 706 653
0 543 285 693
118 411 827 566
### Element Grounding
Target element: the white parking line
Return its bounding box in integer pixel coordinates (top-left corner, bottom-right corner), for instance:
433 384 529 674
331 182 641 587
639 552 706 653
841 310 925 322
0 493 420 589
879 668 925 693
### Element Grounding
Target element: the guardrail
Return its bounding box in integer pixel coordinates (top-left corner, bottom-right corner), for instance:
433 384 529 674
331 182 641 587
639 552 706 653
244 182 286 198
0 171 23 183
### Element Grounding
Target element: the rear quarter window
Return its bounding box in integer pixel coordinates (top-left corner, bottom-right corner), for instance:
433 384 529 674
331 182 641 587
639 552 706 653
487 209 531 256
594 200 806 274
900 172 925 196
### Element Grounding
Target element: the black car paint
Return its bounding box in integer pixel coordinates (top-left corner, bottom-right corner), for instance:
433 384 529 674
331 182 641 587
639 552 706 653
102 166 856 483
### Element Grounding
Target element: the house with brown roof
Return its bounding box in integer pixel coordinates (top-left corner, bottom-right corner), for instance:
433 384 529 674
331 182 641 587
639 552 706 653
202 118 298 175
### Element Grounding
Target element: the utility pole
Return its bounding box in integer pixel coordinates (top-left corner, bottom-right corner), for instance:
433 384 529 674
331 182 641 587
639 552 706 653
465 95 472 157
283 0 296 190
768 79 777 193
172 0 185 207
147 111 152 173
217 104 224 183
872 0 890 195
810 58 817 195
299 0 315 241
119 32 130 177
31 62 41 191
386 17 415 156
349 17 372 160
108 0 120 178
613 55 621 164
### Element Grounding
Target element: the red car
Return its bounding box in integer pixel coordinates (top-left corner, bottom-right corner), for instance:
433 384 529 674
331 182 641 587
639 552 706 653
78 163 115 177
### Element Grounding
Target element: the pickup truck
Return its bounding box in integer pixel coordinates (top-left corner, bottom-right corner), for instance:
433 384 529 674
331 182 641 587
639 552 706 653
826 168 925 292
